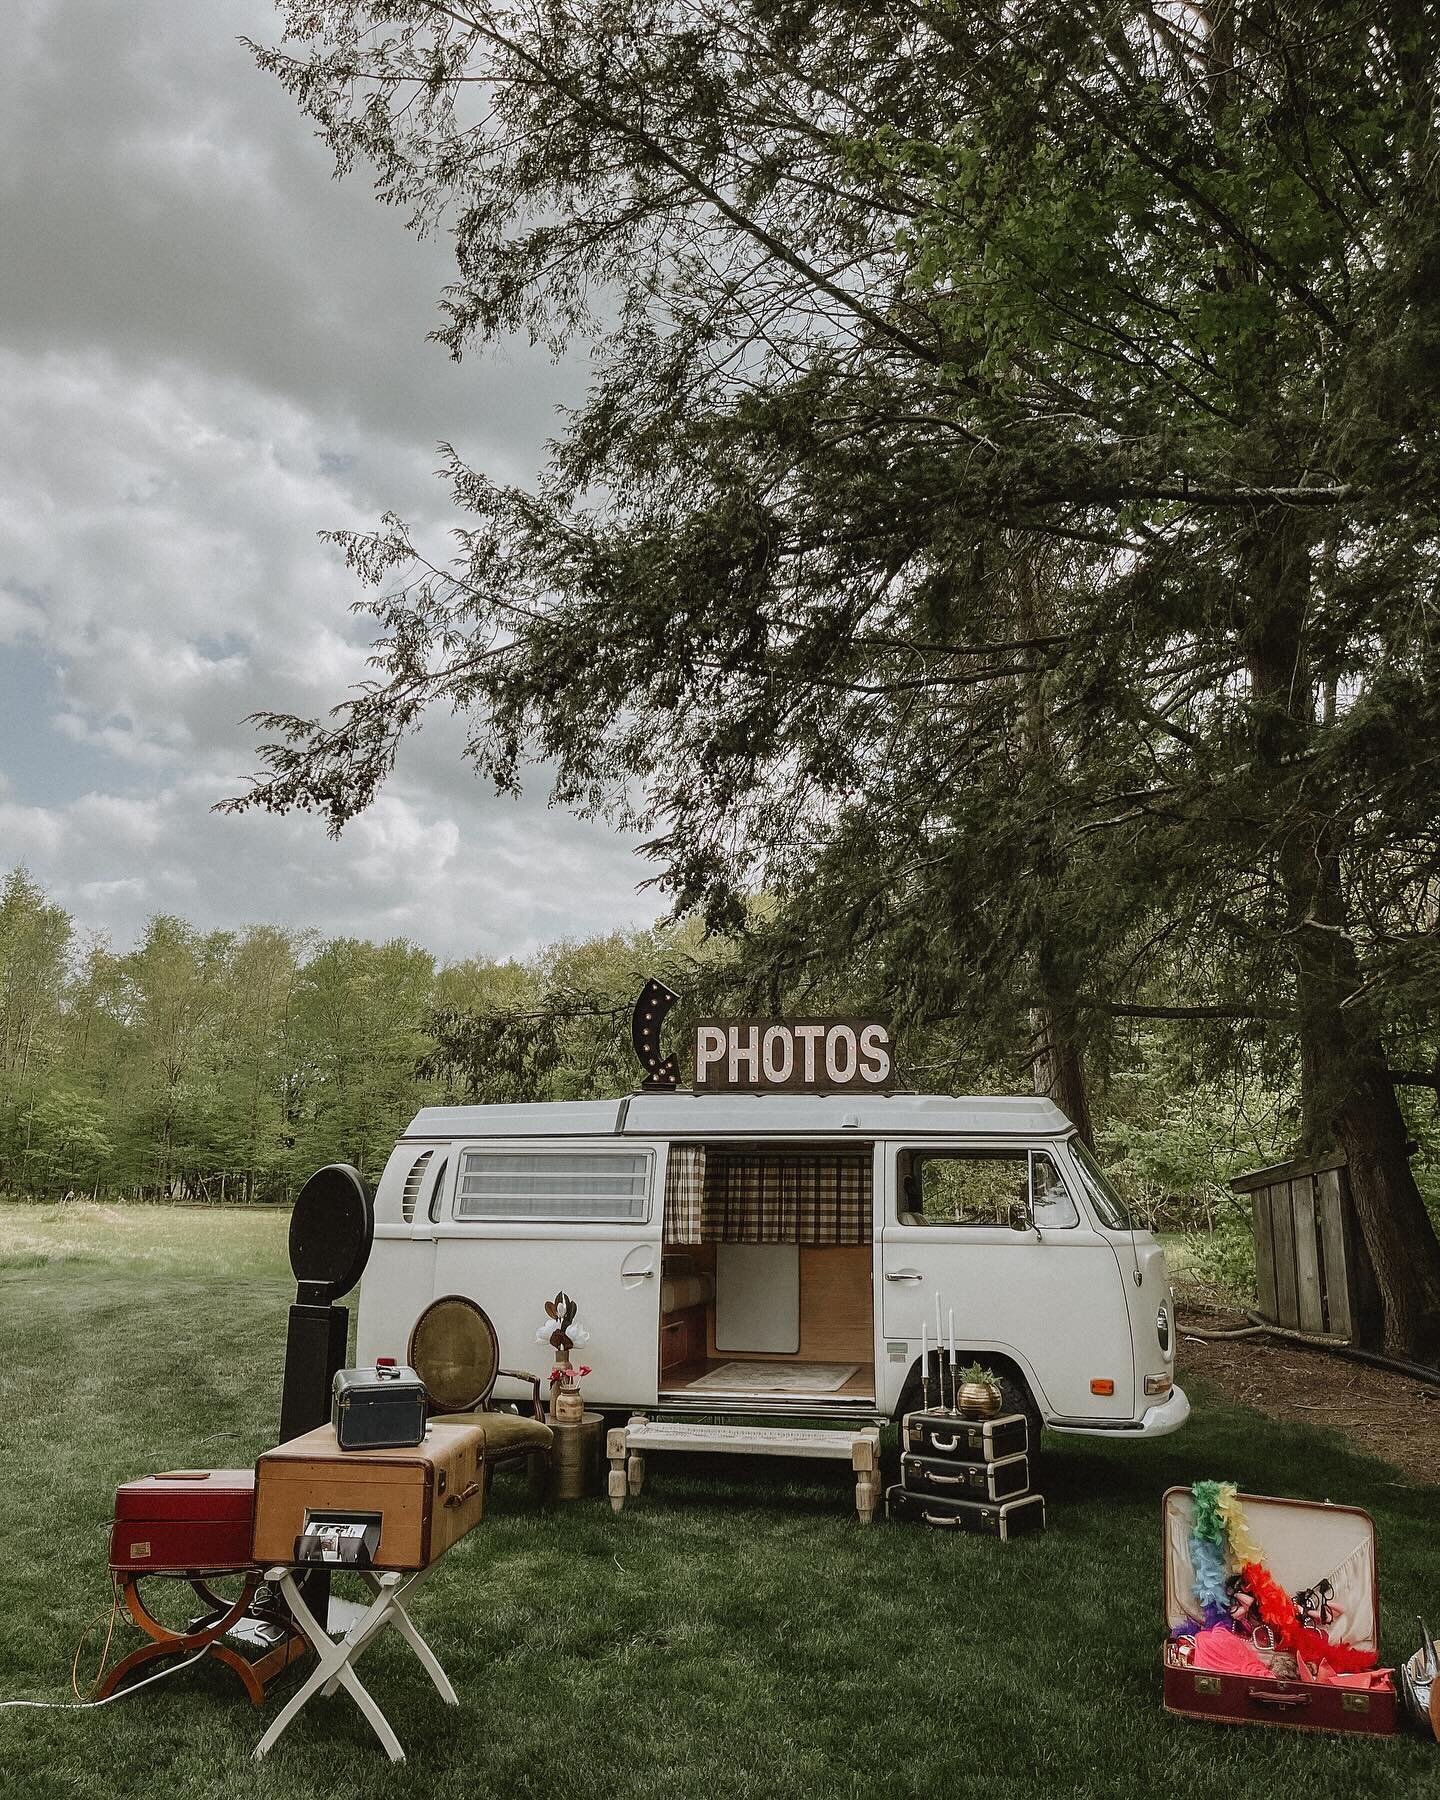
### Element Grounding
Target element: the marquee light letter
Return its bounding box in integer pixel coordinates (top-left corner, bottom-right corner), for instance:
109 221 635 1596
695 1024 727 1083
858 1024 892 1084
761 1025 793 1083
729 1024 760 1084
793 1023 824 1083
826 1024 858 1084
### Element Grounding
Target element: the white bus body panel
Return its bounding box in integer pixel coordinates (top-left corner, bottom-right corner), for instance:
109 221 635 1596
356 1095 1188 1436
361 1131 664 1410
874 1138 1133 1421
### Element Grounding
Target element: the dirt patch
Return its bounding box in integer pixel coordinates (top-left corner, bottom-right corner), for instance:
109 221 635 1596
1177 1304 1440 1487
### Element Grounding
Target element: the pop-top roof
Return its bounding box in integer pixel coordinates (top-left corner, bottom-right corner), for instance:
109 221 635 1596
402 1092 1074 1141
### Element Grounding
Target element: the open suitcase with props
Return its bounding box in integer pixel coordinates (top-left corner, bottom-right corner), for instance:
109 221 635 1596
1163 1485 1397 1736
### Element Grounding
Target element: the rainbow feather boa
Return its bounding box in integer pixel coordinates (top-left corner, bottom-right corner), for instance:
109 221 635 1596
1183 1480 1376 1672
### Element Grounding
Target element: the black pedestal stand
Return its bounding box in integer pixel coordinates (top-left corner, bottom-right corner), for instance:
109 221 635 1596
274 1164 374 1633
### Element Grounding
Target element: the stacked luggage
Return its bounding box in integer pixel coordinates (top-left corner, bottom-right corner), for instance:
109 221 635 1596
886 1409 1046 1539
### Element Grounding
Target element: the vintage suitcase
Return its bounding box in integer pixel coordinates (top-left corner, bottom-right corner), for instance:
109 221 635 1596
253 1422 486 1571
887 1485 1046 1540
331 1358 429 1450
903 1409 1028 1464
1162 1486 1397 1737
109 1469 257 1573
900 1450 1030 1503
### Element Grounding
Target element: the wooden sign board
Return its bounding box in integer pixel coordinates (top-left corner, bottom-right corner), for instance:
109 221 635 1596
694 1018 895 1093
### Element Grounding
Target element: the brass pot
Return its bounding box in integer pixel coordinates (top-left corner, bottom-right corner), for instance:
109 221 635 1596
958 1380 1002 1419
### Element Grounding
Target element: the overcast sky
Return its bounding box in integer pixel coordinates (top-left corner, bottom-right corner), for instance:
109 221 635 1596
0 0 656 962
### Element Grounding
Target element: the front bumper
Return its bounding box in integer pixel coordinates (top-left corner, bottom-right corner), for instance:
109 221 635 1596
1045 1382 1191 1440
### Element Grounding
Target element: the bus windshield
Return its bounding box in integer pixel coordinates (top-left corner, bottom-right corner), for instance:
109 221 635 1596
1069 1138 1133 1232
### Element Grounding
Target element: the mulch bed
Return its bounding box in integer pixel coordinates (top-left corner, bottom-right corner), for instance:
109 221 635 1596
1177 1304 1440 1488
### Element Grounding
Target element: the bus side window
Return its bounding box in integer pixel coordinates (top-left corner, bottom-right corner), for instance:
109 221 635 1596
1030 1152 1078 1229
427 1158 448 1224
898 1154 927 1226
903 1152 1029 1227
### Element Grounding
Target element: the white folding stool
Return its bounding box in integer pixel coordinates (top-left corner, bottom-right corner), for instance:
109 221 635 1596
253 1563 458 1762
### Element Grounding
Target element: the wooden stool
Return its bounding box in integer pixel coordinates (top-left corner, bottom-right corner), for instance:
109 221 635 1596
96 1570 307 1707
545 1410 605 1502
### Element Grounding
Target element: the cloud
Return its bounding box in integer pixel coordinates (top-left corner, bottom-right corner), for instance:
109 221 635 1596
0 0 582 464
3 773 652 961
0 0 655 959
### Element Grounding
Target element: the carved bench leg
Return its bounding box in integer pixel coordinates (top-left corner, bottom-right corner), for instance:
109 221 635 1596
606 1427 629 1515
626 1453 645 1498
852 1429 881 1525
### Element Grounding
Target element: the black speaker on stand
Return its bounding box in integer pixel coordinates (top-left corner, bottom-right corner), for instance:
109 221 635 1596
277 1163 374 1628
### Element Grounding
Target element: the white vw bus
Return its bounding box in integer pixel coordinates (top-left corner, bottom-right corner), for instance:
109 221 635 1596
356 1091 1188 1440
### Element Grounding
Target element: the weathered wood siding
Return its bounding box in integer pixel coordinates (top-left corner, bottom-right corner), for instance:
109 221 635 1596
1232 1153 1378 1345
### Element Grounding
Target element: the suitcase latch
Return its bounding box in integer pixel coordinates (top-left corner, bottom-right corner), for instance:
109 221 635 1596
1341 1691 1370 1713
1193 1674 1222 1696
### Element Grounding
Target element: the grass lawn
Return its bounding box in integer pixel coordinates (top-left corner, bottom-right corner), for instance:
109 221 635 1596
1 1203 1435 1799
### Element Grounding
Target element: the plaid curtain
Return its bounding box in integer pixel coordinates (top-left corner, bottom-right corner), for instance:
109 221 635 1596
663 1144 707 1244
700 1153 872 1245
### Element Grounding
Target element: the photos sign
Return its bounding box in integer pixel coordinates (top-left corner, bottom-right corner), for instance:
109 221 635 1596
693 1018 894 1093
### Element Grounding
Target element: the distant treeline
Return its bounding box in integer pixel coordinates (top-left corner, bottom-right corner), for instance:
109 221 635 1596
0 863 1313 1223
0 865 687 1203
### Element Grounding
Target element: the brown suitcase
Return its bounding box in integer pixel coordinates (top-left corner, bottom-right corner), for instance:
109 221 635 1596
253 1422 486 1572
1162 1486 1397 1737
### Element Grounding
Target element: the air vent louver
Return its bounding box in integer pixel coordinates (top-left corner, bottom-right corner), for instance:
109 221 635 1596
400 1149 434 1224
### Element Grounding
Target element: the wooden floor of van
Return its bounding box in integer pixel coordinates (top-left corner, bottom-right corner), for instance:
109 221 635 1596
658 1358 877 1404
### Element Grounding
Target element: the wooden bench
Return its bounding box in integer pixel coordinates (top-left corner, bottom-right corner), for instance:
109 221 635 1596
606 1416 882 1524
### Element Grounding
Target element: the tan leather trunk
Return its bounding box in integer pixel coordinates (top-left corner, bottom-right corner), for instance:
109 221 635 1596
253 1422 486 1571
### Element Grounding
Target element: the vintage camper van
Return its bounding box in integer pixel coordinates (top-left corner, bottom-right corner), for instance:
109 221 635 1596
356 1090 1188 1441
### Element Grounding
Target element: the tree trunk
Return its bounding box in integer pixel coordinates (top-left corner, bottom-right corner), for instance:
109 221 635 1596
1291 871 1440 1357
1029 1002 1094 1147
1247 519 1440 1360
1016 555 1095 1148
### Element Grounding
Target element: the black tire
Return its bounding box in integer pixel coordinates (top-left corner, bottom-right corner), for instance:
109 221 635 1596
996 1372 1044 1462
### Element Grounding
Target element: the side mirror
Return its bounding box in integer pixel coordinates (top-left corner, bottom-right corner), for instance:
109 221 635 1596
1009 1202 1033 1233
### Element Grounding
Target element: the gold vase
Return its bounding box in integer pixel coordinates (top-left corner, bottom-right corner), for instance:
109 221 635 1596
958 1381 1002 1419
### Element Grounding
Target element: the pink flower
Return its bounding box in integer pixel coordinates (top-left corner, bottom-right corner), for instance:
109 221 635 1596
548 1364 592 1384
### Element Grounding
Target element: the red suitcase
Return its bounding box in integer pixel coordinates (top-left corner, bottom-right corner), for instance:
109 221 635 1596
1162 1485 1397 1737
109 1469 257 1573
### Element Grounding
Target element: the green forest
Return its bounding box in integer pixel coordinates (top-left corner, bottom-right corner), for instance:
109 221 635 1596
0 862 671 1204
4 862 1437 1277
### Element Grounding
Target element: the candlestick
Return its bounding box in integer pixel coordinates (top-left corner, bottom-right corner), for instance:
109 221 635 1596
947 1308 957 1412
920 1321 930 1412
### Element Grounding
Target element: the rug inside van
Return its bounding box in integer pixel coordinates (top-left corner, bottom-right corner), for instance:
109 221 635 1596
683 1362 858 1394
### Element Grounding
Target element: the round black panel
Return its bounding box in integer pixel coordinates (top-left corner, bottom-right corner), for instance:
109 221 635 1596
289 1163 373 1300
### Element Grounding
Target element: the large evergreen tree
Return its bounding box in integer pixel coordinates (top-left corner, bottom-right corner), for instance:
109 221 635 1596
233 1 1440 1353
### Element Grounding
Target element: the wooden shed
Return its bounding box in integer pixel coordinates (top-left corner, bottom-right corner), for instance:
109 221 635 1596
1231 1152 1381 1348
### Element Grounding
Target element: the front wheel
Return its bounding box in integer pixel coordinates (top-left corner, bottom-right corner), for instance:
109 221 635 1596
995 1373 1044 1462
892 1363 1044 1457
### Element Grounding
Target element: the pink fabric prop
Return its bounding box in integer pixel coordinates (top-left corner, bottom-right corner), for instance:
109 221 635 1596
1190 1626 1272 1677
1298 1657 1394 1691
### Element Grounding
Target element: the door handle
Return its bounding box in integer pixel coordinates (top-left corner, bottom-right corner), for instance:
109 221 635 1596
627 1267 655 1278
885 1269 923 1282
